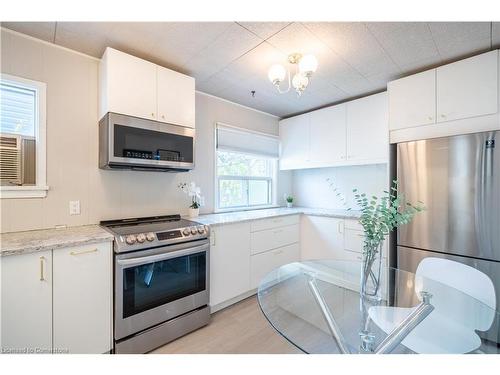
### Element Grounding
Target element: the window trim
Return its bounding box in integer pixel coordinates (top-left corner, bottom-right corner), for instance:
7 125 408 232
0 73 48 199
217 175 273 211
214 123 278 213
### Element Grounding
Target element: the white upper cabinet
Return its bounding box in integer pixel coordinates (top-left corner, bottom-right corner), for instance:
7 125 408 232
309 104 347 165
389 49 500 142
157 66 195 128
279 113 310 170
388 70 436 130
279 92 388 170
53 242 113 354
100 47 195 128
100 48 157 121
436 50 498 123
346 92 388 163
1 250 53 353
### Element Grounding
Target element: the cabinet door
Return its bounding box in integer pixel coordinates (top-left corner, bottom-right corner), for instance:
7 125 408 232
300 216 346 260
250 243 300 289
53 242 112 354
388 69 436 130
437 50 498 122
346 92 388 163
279 113 310 170
157 66 195 128
102 48 157 120
309 104 346 165
1 251 52 353
209 222 251 307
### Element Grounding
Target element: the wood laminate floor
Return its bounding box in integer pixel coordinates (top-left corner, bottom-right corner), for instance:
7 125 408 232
150 296 302 354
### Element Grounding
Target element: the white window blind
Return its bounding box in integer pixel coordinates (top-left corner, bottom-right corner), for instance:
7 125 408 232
0 81 36 137
216 124 279 158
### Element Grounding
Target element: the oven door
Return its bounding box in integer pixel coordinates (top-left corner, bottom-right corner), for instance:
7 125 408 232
115 239 209 340
105 112 195 170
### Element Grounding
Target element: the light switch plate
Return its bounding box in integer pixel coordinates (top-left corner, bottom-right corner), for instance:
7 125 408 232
69 200 81 215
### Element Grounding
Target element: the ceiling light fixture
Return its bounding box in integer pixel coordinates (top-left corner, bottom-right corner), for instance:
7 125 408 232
268 53 318 96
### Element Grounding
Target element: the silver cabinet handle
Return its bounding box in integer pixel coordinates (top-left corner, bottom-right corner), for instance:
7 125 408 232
70 248 98 256
337 221 344 234
39 256 45 281
273 229 284 234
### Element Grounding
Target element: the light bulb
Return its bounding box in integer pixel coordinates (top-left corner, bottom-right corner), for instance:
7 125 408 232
292 73 309 91
298 54 318 77
268 64 286 85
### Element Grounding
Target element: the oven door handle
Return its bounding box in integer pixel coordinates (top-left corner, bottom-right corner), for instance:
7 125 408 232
116 245 208 268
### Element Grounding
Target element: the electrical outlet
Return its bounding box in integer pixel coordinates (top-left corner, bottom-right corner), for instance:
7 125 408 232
69 200 81 215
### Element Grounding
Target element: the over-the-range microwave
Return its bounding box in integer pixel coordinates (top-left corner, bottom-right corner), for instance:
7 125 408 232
99 112 195 172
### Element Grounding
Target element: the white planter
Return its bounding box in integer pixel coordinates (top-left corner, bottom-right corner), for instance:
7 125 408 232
286 202 293 208
188 207 200 218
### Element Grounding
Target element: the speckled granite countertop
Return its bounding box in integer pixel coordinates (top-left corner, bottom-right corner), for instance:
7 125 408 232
0 225 114 257
192 207 361 226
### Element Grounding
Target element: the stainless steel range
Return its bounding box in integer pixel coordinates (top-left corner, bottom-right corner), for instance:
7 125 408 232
101 214 210 354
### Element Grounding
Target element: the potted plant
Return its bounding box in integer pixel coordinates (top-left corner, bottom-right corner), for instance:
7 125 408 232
328 179 424 300
284 194 294 208
178 182 204 218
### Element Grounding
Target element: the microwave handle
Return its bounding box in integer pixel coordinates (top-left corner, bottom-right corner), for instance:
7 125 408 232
117 244 207 268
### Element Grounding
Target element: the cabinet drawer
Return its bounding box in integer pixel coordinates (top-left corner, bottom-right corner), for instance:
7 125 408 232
250 214 299 232
250 243 300 289
251 224 299 255
344 228 364 253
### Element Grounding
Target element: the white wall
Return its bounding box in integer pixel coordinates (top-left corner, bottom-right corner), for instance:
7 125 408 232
0 29 291 233
291 164 388 210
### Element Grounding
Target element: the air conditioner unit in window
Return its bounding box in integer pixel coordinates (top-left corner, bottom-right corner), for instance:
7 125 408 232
0 134 22 185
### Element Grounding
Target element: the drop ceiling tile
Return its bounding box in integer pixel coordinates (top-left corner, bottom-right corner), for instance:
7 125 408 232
304 22 400 77
238 22 292 40
428 22 492 60
1 22 56 43
365 22 441 68
183 23 263 81
491 22 500 48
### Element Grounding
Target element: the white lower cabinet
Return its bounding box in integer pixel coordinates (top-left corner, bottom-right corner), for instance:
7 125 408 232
209 222 251 308
0 241 113 354
300 215 346 260
53 242 112 354
250 243 300 289
1 250 53 353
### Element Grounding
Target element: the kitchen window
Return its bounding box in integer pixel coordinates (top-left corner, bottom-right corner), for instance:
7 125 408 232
215 123 279 211
0 74 47 198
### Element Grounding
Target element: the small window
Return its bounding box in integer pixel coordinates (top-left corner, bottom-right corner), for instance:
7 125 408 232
0 74 47 198
215 123 279 212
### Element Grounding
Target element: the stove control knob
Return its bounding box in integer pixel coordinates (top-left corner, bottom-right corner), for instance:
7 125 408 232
136 233 146 243
182 228 191 236
191 227 198 235
146 232 155 242
197 226 205 234
125 235 137 245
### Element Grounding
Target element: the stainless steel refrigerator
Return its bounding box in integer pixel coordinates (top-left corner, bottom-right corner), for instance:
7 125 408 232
395 130 499 345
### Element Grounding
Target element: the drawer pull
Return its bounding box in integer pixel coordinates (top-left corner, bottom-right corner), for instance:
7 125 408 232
70 248 98 256
39 256 45 281
273 229 284 234
274 250 284 255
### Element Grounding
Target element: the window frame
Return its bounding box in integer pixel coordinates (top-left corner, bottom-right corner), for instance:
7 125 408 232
0 73 48 198
214 123 279 213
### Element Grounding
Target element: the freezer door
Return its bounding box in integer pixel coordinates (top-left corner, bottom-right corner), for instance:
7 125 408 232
397 131 500 261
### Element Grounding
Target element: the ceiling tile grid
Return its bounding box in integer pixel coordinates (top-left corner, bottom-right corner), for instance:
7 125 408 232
1 21 498 118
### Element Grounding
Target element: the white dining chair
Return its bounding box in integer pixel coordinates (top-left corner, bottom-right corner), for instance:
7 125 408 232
368 257 496 353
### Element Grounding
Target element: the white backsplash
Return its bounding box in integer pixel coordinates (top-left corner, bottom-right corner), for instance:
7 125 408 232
291 164 388 210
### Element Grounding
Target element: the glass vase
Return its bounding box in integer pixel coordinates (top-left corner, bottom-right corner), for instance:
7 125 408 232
360 242 383 301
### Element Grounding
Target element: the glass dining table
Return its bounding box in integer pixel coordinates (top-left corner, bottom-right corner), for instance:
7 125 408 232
257 260 500 354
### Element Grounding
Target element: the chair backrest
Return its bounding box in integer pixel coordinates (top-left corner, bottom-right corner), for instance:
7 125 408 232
415 257 496 330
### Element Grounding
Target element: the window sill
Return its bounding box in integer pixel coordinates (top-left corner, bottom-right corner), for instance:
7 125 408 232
0 186 49 199
214 205 280 214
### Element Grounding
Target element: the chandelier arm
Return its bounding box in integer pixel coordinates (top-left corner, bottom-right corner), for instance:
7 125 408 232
275 68 291 94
